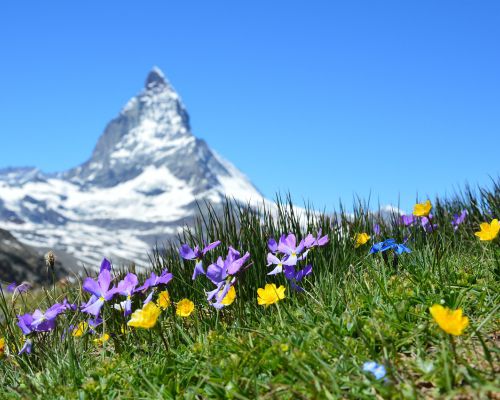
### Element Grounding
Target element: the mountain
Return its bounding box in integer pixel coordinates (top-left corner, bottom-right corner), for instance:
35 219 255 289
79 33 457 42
0 67 263 270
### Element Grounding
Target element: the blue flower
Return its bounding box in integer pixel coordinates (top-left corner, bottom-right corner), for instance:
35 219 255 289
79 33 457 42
370 239 411 255
362 361 386 380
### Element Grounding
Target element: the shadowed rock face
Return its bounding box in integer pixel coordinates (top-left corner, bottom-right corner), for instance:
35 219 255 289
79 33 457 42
0 229 68 285
0 67 263 270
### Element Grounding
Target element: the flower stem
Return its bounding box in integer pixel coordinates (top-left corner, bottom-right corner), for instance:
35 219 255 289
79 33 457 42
275 302 284 329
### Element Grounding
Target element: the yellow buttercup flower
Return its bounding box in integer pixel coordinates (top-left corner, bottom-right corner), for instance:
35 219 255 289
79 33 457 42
93 333 110 345
257 284 286 306
429 304 469 336
474 219 500 241
221 286 236 306
0 337 5 357
72 321 88 337
176 299 195 317
354 233 370 248
413 200 432 217
128 302 161 329
157 290 171 310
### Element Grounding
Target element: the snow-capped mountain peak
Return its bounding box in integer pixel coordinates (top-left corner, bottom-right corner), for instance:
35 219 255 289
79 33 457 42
145 66 168 88
0 68 263 270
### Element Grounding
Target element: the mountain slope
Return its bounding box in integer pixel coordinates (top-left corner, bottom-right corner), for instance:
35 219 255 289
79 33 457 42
0 67 263 270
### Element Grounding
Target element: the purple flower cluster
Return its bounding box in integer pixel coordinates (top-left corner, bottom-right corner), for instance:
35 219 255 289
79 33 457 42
401 213 438 232
16 258 173 354
400 209 468 233
267 230 328 291
181 241 251 309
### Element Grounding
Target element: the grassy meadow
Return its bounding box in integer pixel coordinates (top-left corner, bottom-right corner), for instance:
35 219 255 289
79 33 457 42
0 182 499 399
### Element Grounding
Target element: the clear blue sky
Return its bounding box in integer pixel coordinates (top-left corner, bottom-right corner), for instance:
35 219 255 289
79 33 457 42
1 1 499 212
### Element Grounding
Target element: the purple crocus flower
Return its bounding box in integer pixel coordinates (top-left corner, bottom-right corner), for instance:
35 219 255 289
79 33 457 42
266 253 286 275
59 298 78 312
19 339 33 355
30 303 67 332
81 269 118 317
136 269 173 292
268 237 278 253
17 313 34 335
421 215 438 233
180 240 221 280
401 215 417 226
88 317 103 333
278 234 305 266
116 273 138 316
224 247 250 275
283 264 313 292
451 210 467 231
205 247 250 309
9 282 32 295
205 256 234 309
374 224 381 236
100 258 112 272
6 282 16 293
303 229 329 249
206 256 227 285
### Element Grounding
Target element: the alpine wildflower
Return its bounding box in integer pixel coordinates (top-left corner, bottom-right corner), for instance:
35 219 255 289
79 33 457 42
157 290 171 310
362 361 387 380
128 302 161 329
116 272 139 316
220 285 236 306
19 339 33 355
205 247 250 309
451 209 467 231
401 214 417 226
474 219 500 241
81 269 119 317
93 333 110 346
277 234 305 266
257 284 286 306
179 240 221 280
72 322 88 337
354 233 370 248
413 200 432 217
0 338 5 357
176 299 195 317
429 304 469 336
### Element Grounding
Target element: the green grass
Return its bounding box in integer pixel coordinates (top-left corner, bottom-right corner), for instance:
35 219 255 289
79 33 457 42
0 182 499 399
